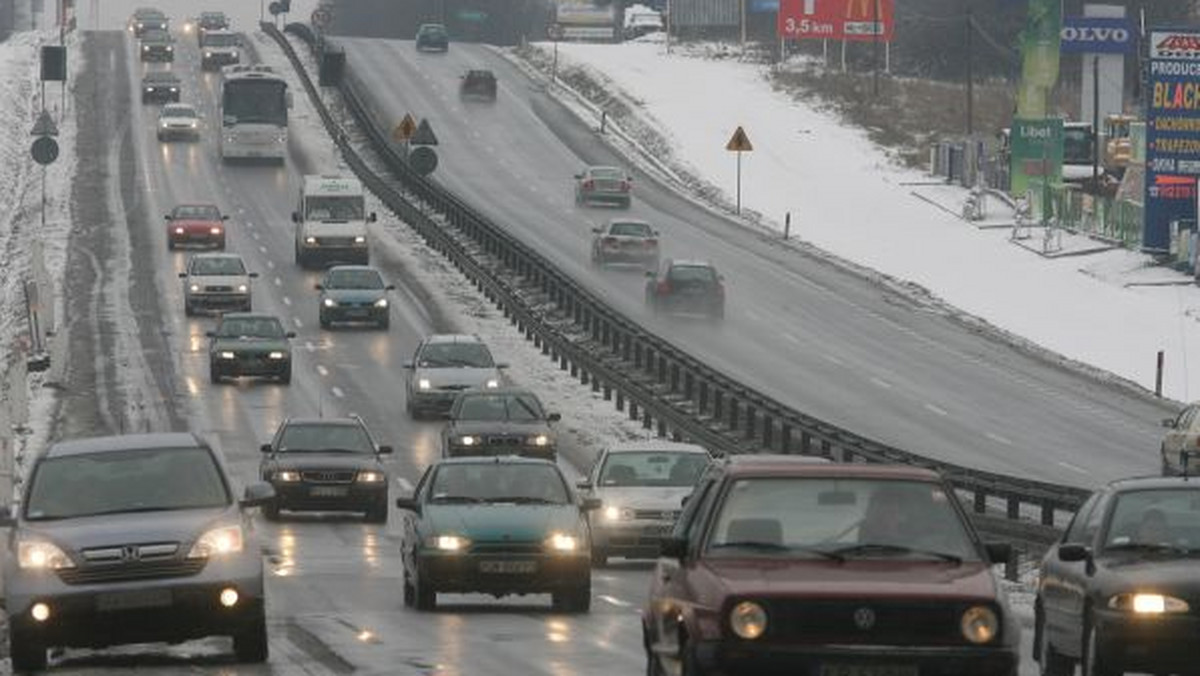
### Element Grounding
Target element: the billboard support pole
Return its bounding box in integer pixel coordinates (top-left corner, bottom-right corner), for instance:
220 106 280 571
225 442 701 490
965 7 973 136
1092 55 1100 194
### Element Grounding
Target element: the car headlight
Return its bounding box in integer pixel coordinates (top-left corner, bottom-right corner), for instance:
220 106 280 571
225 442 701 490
529 434 550 447
354 235 366 244
166 46 173 51
237 284 248 293
17 540 75 570
730 601 768 639
169 87 178 92
960 605 999 644
137 22 144 28
176 227 186 234
205 51 212 58
142 45 149 50
268 351 286 360
545 532 578 552
374 298 389 308
603 505 634 522
485 378 499 389
304 236 316 244
189 283 200 292
219 351 236 360
144 87 154 93
430 535 470 552
458 435 480 446
276 470 300 483
159 120 169 128
418 378 431 390
211 227 223 235
187 525 244 559
1109 593 1191 614
357 471 385 483
323 298 336 308
190 121 198 128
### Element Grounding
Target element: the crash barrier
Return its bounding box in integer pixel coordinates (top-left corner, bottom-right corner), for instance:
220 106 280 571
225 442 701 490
263 23 1092 573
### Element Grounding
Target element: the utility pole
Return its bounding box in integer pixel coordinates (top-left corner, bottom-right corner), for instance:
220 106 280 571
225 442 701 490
965 6 974 136
1092 55 1100 194
872 0 880 96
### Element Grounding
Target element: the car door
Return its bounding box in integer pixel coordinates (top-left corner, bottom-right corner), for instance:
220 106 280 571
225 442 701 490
1163 405 1197 471
1040 491 1099 654
401 465 434 576
1049 490 1110 659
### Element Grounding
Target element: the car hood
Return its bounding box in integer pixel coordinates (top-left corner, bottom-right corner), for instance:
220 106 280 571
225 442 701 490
212 336 289 351
187 273 246 287
415 366 500 388
425 504 579 542
448 420 551 435
304 222 367 235
1096 555 1200 596
160 116 198 126
698 558 999 601
326 288 385 303
20 507 233 552
269 452 381 472
594 485 691 510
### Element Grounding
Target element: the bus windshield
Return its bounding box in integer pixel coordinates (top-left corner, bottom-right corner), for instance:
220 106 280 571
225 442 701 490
222 80 287 126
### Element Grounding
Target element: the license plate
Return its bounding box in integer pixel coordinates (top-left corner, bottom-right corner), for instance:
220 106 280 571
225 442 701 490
818 665 918 676
643 524 673 536
479 560 537 574
310 486 349 497
96 588 172 612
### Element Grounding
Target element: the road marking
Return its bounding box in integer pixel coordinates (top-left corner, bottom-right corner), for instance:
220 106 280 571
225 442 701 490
316 365 329 376
252 231 261 241
274 277 282 286
1056 461 1089 475
292 317 303 328
598 595 632 608
985 432 1013 446
745 309 760 322
923 403 949 416
782 333 801 345
821 354 845 366
305 341 317 353
267 260 275 270
258 245 267 253
869 377 892 390
331 387 345 399
283 297 292 306
396 477 414 493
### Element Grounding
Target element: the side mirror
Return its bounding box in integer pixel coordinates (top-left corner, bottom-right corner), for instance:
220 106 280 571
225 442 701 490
164 214 173 221
660 536 688 559
576 480 592 491
680 495 691 507
178 272 188 278
984 542 1012 565
205 330 216 338
547 412 562 422
574 173 583 179
285 331 297 339
1058 543 1092 563
286 91 294 108
496 363 510 369
385 284 396 291
378 445 394 455
368 212 378 223
0 508 15 528
222 215 230 221
402 361 415 369
581 497 602 511
1163 418 1178 428
260 443 273 453
395 497 420 513
314 284 324 290
248 272 260 278
591 227 602 234
291 211 300 223
240 482 276 508
645 271 655 278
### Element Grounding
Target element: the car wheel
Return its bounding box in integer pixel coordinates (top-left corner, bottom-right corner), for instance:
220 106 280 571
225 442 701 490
243 301 252 312
403 571 416 608
378 316 390 330
217 238 226 251
319 313 331 329
644 637 666 676
590 547 607 567
1036 609 1073 676
232 605 269 663
1082 622 1119 676
262 501 280 521
679 637 705 676
1161 448 1175 477
9 627 48 672
279 367 292 385
209 365 222 384
365 500 388 524
552 581 591 613
184 301 194 317
414 574 437 611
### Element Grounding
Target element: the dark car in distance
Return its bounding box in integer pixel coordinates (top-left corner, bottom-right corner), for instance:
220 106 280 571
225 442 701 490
442 389 560 460
460 69 497 101
259 416 392 523
2 433 275 671
645 259 725 320
416 23 449 52
1035 476 1200 676
644 457 1019 676
129 7 168 37
139 28 174 62
141 71 181 104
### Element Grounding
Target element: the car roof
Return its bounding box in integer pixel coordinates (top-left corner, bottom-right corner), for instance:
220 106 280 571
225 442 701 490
588 165 623 173
720 457 940 481
608 218 652 227
436 455 557 467
45 433 205 459
192 252 241 260
200 10 226 17
419 23 446 30
327 265 380 273
282 417 362 427
161 103 196 112
606 440 710 455
144 71 180 81
1106 475 1200 492
667 258 716 269
425 333 485 345
203 28 236 36
219 312 279 322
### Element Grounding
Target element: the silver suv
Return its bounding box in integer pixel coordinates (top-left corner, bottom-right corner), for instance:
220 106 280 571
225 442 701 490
404 334 508 418
1 433 275 671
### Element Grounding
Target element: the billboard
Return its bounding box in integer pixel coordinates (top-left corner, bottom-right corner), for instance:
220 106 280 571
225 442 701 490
1009 118 1064 201
777 0 894 42
1144 29 1200 252
1060 16 1136 54
554 0 615 25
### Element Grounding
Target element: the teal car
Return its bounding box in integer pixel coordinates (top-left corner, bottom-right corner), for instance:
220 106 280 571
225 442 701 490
316 265 394 329
396 457 600 612
207 313 295 384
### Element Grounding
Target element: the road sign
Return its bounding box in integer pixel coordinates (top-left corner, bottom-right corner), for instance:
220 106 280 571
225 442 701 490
410 147 438 175
777 0 895 42
547 23 565 41
392 113 416 142
311 7 332 28
726 126 753 152
268 1 283 17
30 110 58 137
411 118 439 146
31 136 58 165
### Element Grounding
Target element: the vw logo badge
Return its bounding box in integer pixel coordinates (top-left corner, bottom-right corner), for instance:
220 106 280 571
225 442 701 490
853 607 876 630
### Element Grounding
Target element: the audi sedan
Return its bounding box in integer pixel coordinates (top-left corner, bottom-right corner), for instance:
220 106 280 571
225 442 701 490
316 265 394 329
397 456 599 612
590 218 660 269
206 313 294 384
259 416 393 523
574 165 633 208
1 433 274 672
166 203 227 250
180 253 256 315
442 389 560 460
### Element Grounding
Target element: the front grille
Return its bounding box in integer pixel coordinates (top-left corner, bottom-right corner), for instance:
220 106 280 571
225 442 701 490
300 470 355 484
439 384 470 392
766 599 971 646
205 285 233 292
58 558 206 585
486 436 523 447
633 509 680 521
316 237 355 247
470 542 544 555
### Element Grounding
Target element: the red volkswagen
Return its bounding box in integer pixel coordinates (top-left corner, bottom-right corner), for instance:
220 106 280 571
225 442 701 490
166 203 228 250
643 457 1019 676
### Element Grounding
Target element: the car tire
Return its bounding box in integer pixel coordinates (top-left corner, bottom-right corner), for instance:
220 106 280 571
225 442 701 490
243 301 252 312
365 500 388 524
217 238 226 251
184 301 194 316
378 316 390 330
414 574 436 611
9 628 48 672
232 606 269 663
262 501 280 521
552 581 591 613
1082 622 1119 676
403 571 416 607
590 547 608 567
1036 610 1073 676
679 639 704 676
279 367 292 385
209 365 222 384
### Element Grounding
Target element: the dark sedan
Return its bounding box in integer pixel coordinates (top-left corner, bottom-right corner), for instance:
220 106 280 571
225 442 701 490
207 313 294 384
259 416 392 523
645 258 725 321
1035 476 1200 676
442 389 561 460
1 433 274 671
416 22 449 51
139 28 174 62
141 71 181 104
397 456 598 612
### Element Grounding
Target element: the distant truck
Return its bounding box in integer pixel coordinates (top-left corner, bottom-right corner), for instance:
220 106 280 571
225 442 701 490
623 4 663 40
293 175 375 268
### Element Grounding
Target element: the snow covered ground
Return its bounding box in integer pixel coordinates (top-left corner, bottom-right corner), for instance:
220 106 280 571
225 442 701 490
525 38 1200 403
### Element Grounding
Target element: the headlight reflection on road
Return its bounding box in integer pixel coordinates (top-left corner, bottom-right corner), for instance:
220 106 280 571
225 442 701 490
546 619 570 644
363 531 379 569
273 528 297 577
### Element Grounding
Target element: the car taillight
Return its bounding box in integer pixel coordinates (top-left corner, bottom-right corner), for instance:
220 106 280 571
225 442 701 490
644 238 657 247
583 180 594 190
657 281 671 295
603 237 619 246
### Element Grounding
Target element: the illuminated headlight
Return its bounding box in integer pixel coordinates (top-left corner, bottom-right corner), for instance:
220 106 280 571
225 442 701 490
304 236 317 244
176 226 186 234
276 470 301 483
960 606 1000 644
237 284 248 293
219 351 236 359
485 378 499 389
431 535 469 552
144 87 154 93
142 45 149 51
211 226 223 235
603 505 633 522
190 121 198 128
1109 593 1191 615
545 532 578 552
374 298 389 308
357 471 385 483
323 298 336 308
189 283 201 292
529 434 550 447
354 236 366 244
205 51 212 58
187 524 244 559
166 46 173 51
268 351 286 360
137 22 144 28
458 435 480 446
418 378 431 390
169 87 178 92
730 601 768 640
17 540 75 570
276 133 287 143
159 120 169 128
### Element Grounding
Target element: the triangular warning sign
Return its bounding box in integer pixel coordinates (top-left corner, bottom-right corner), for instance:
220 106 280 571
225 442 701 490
411 118 439 146
726 126 753 152
392 113 417 142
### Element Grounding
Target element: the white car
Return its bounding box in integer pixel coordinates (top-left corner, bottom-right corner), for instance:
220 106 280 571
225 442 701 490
157 103 200 142
577 441 712 565
179 253 257 316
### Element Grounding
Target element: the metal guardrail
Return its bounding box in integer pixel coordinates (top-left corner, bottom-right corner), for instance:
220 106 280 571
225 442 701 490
261 24 1090 547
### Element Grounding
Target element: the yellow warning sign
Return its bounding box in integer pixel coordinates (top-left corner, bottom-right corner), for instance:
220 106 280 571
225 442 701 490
726 126 753 152
392 113 417 142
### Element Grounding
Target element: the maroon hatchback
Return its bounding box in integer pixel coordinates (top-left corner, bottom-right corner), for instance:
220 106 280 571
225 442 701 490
643 457 1019 676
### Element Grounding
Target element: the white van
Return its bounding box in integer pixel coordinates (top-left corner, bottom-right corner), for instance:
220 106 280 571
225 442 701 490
293 175 375 267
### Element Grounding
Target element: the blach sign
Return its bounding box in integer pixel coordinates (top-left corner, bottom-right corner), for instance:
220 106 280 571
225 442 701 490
1060 17 1135 54
1144 29 1200 252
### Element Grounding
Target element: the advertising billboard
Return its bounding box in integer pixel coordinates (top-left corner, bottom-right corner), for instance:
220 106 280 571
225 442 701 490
1059 16 1136 54
1009 118 1064 201
1144 29 1200 252
777 0 894 42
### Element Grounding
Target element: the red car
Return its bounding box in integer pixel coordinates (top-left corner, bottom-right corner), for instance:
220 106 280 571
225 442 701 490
644 457 1019 676
165 203 228 250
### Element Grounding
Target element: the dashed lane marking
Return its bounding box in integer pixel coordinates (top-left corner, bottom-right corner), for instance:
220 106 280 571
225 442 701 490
331 387 345 399
869 377 892 390
1056 461 1089 475
923 403 949 416
782 333 801 345
274 277 282 286
396 477 414 493
598 595 633 608
292 317 303 328
316 365 329 376
985 432 1013 446
283 297 292 306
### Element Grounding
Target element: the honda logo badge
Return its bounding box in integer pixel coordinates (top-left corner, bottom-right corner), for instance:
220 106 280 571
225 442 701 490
121 545 141 562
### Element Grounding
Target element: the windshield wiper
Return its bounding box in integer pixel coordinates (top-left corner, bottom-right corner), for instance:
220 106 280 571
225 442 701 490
830 543 962 563
287 447 365 454
492 496 560 505
430 495 485 504
710 540 792 553
81 505 200 517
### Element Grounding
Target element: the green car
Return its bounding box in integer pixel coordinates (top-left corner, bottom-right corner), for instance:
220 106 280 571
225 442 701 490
396 457 600 612
207 313 295 384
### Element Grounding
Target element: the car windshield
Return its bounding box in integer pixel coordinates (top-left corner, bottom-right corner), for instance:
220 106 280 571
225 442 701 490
610 221 653 237
145 73 179 84
217 317 283 338
142 29 170 43
278 423 374 453
174 204 218 219
203 33 238 47
705 478 980 560
192 257 244 275
430 463 568 504
1102 488 1200 553
600 451 708 487
668 265 717 283
455 393 544 422
326 268 384 289
590 167 623 180
24 447 230 520
418 342 494 368
305 195 365 221
163 106 197 119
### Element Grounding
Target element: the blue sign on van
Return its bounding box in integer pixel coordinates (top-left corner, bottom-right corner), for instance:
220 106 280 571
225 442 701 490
750 0 779 12
1060 17 1136 54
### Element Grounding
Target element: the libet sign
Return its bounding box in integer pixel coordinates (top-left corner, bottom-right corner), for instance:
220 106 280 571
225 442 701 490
1059 17 1136 54
778 0 894 42
1144 29 1200 252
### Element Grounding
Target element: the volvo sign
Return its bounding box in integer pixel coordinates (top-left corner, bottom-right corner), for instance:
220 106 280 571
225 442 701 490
1060 17 1136 54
